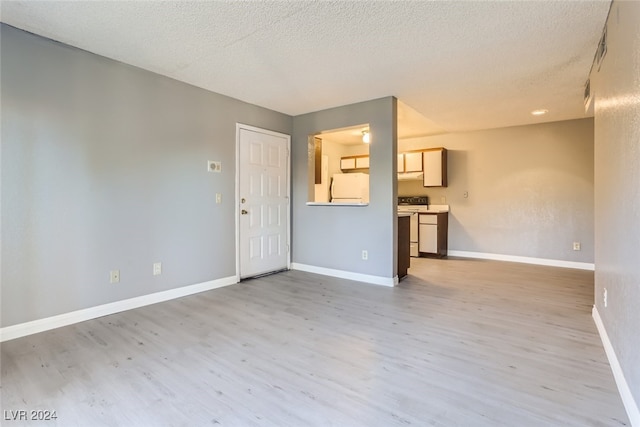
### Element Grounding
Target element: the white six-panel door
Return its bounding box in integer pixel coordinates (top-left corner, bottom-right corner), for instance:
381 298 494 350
238 126 290 279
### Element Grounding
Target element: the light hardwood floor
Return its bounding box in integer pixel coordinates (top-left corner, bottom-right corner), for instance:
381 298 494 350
1 258 630 426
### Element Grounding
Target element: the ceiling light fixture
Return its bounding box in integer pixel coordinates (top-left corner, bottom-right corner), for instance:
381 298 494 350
362 131 370 144
531 109 549 116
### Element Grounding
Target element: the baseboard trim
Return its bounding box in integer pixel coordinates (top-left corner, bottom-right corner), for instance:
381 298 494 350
593 305 640 426
0 276 238 343
291 263 396 287
447 250 595 271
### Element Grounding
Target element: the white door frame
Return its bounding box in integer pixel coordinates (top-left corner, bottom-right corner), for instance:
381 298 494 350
235 123 291 281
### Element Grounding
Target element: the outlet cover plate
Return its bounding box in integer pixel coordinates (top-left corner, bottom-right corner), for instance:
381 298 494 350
110 270 120 284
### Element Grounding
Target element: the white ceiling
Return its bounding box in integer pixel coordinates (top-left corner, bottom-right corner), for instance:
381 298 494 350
0 1 610 135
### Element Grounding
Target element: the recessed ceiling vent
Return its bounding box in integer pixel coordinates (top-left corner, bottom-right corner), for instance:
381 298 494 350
584 79 591 105
596 26 607 69
584 78 593 114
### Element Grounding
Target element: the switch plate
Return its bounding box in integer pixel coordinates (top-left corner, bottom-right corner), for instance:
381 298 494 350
463 191 468 198
208 161 222 173
110 270 120 284
153 262 162 276
573 242 581 251
362 250 368 260
216 193 222 204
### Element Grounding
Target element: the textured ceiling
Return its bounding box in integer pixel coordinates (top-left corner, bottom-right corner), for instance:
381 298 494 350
0 1 610 134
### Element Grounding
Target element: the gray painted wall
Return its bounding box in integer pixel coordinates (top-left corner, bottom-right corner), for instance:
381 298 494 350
292 98 398 279
591 0 640 409
1 25 292 327
398 119 595 263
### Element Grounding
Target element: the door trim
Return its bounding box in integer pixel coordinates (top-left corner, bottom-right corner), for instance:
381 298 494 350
235 123 291 281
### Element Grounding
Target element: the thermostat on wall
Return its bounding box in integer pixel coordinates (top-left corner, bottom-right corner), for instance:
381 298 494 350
208 161 221 172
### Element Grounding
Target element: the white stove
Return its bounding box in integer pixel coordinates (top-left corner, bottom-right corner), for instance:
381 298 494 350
397 197 429 257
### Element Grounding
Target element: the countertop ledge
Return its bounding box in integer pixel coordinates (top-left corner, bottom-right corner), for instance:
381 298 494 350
398 204 449 213
306 202 369 207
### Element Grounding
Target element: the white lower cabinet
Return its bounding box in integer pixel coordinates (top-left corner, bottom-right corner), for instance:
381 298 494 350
419 224 438 253
418 213 448 257
418 214 438 253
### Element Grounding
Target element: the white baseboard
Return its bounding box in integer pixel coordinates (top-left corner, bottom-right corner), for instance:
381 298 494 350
447 250 595 271
0 276 238 343
291 263 397 287
593 306 640 426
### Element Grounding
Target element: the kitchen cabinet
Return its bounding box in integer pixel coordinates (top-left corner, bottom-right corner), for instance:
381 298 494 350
423 147 447 187
404 152 423 172
418 212 448 257
314 137 322 184
340 155 369 171
340 157 355 170
355 156 369 169
397 214 411 279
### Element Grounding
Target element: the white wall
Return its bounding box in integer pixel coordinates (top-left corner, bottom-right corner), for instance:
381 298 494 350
591 0 640 418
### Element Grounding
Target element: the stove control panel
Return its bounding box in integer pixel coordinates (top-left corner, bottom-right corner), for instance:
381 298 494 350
398 196 429 205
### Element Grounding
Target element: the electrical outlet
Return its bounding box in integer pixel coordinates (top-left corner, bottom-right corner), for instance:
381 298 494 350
153 262 162 276
463 191 468 199
440 196 446 203
362 250 368 260
604 288 608 308
573 242 581 251
110 270 120 284
207 161 222 173
216 193 222 204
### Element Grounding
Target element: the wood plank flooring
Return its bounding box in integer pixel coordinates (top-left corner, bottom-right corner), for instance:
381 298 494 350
0 258 630 426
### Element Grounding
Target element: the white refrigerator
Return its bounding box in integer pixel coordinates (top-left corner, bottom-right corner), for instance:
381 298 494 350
330 173 369 203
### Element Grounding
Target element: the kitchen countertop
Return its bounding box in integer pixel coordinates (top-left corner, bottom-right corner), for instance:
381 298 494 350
421 204 449 213
420 209 449 213
398 212 413 217
397 204 449 213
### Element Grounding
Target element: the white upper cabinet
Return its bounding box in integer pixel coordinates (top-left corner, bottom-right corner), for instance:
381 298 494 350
404 152 423 172
355 156 370 169
340 157 356 170
340 155 369 171
423 148 447 187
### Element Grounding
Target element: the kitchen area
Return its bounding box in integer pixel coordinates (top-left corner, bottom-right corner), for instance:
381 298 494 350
396 147 449 279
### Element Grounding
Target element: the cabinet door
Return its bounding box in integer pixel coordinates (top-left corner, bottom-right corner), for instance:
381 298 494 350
355 156 369 169
405 152 423 172
340 157 356 170
397 154 405 173
419 214 438 225
419 224 438 253
423 149 444 187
